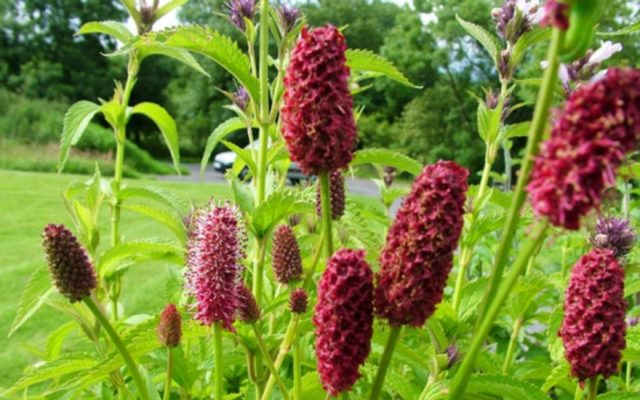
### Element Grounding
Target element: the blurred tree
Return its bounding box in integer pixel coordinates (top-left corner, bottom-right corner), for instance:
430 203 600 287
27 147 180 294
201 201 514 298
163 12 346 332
0 0 127 101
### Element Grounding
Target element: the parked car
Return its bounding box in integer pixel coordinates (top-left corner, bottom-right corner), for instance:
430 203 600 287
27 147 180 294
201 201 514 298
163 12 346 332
213 143 313 184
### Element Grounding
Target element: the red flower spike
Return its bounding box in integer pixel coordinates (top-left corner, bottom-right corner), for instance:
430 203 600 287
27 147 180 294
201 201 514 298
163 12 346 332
528 68 640 230
157 304 182 348
42 224 97 303
186 203 245 331
272 225 303 284
281 25 357 175
316 169 346 220
559 248 627 382
289 288 308 314
313 249 374 396
374 161 468 327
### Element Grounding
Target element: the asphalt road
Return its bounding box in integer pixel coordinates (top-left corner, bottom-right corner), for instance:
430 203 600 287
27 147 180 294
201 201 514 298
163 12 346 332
157 163 382 197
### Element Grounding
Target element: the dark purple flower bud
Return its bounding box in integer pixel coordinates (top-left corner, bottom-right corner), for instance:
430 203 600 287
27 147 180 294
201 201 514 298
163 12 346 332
225 0 256 31
492 0 541 44
446 345 460 369
628 316 639 328
288 213 302 227
232 87 250 110
591 217 635 258
272 225 303 284
236 283 261 323
42 224 97 303
276 3 301 36
157 304 182 348
383 166 396 188
289 288 308 314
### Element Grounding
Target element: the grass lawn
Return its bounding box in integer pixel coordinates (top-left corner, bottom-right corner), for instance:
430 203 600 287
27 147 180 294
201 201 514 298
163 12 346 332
0 169 229 388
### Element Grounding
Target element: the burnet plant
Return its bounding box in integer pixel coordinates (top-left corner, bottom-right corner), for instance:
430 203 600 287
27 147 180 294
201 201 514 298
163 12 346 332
5 0 640 399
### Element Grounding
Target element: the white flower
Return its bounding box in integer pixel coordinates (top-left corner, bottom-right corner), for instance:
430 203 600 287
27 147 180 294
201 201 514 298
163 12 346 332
516 0 543 24
588 41 623 66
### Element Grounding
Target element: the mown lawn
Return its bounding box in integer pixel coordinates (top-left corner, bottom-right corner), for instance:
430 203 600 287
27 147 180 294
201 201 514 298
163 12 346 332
0 170 229 387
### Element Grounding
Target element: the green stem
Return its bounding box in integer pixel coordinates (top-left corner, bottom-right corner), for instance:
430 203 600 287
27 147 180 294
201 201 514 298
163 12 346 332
163 348 173 400
627 361 633 390
319 172 334 258
573 384 583 400
256 0 271 204
261 315 298 400
452 247 472 311
368 326 402 400
502 317 523 373
447 220 549 399
587 378 597 400
213 323 224 400
252 236 268 306
293 319 302 400
84 297 150 400
303 236 325 291
474 28 564 328
252 324 290 400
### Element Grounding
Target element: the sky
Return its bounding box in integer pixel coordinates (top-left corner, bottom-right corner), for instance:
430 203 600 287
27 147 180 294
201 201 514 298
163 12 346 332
127 0 414 32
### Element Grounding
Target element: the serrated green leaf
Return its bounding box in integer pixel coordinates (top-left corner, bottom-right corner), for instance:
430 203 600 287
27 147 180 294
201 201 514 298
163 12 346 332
121 204 186 244
351 148 422 175
201 117 250 176
59 101 101 172
226 170 255 213
138 42 209 77
45 321 77 360
2 353 95 395
510 28 551 68
9 267 54 337
130 102 181 173
346 49 420 88
542 361 573 393
456 15 501 62
597 393 640 399
119 185 187 212
466 374 548 400
503 121 531 139
166 26 260 103
625 274 640 297
248 190 314 237
76 21 134 43
97 240 184 277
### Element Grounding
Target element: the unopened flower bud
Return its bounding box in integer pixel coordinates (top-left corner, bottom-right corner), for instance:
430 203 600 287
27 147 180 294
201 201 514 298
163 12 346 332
289 288 308 314
272 225 303 284
236 284 261 323
157 304 182 348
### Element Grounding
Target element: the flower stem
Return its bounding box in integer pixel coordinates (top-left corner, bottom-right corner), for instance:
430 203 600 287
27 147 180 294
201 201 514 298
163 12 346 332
261 315 298 400
213 323 224 400
368 326 402 400
502 317 523 373
627 361 633 390
256 0 271 204
587 378 598 400
84 297 150 400
319 171 334 258
474 28 564 329
573 384 583 400
163 348 173 400
447 220 549 399
303 236 325 291
293 319 302 400
253 236 268 306
252 324 290 400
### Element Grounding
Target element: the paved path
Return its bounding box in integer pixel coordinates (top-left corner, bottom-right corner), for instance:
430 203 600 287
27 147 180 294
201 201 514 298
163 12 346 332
157 163 382 198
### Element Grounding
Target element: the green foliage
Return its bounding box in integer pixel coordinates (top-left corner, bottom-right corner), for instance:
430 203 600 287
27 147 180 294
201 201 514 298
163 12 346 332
351 148 423 176
346 49 421 89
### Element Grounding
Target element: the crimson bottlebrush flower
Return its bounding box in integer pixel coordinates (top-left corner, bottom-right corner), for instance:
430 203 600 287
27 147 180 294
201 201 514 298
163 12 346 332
157 304 182 348
527 68 640 230
185 203 245 331
236 283 261 323
272 225 303 284
281 25 357 175
591 217 635 258
374 161 468 327
541 0 569 30
313 249 373 396
559 248 627 382
225 0 256 31
42 224 97 303
289 288 308 314
316 169 346 220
